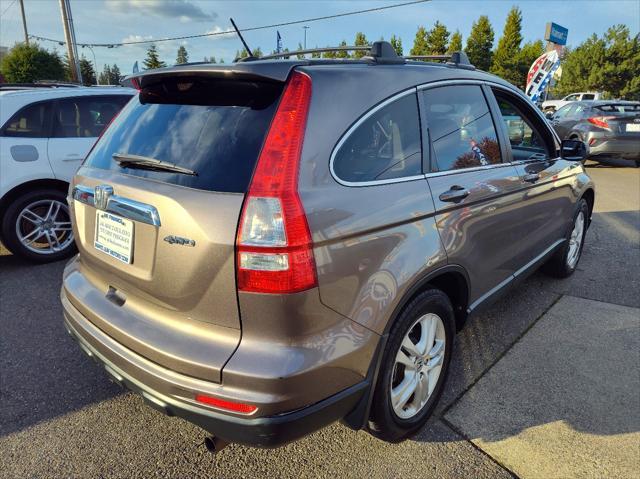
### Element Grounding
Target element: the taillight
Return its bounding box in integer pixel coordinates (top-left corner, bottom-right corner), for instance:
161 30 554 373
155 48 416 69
587 116 615 130
236 71 317 294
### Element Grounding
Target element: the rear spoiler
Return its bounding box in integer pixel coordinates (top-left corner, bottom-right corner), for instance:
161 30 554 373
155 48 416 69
121 62 304 89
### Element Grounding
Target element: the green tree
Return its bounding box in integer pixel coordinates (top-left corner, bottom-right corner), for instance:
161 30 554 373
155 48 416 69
490 6 523 85
323 45 337 59
143 44 166 70
447 30 463 54
110 64 121 84
427 21 450 55
465 15 494 70
0 43 66 83
337 40 350 58
554 25 640 100
311 46 321 58
296 42 305 59
176 45 189 64
390 35 403 56
98 64 112 85
79 56 96 85
517 40 544 89
354 32 369 58
410 26 429 56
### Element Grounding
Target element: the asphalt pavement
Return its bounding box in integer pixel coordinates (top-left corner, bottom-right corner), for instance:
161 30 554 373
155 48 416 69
1 161 638 478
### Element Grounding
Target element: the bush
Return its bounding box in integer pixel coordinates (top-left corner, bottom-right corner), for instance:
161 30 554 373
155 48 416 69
0 43 66 83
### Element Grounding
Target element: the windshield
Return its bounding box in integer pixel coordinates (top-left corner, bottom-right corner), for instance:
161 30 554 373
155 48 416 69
83 77 283 193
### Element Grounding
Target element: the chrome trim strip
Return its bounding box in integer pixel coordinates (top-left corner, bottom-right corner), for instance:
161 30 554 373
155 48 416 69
329 88 421 187
424 162 513 179
72 185 161 227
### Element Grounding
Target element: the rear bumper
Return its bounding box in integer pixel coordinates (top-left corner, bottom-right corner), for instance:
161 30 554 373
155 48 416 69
62 291 368 447
586 133 640 161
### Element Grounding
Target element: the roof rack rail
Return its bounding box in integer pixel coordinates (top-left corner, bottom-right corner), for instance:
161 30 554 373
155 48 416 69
0 81 83 90
241 45 370 62
404 51 475 70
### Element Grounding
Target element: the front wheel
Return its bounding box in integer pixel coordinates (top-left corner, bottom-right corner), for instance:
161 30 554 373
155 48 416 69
1 189 76 263
368 289 455 442
543 199 589 278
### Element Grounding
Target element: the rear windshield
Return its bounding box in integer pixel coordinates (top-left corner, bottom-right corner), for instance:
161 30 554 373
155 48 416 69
83 77 283 193
594 103 640 114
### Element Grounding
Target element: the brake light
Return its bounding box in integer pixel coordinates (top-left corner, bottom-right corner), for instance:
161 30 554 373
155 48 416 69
587 116 615 130
236 71 316 294
194 394 257 414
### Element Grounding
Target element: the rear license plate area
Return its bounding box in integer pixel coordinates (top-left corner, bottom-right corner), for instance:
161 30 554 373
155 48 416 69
95 211 134 264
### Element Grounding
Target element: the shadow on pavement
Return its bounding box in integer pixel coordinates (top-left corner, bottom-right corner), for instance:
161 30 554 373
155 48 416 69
0 252 124 436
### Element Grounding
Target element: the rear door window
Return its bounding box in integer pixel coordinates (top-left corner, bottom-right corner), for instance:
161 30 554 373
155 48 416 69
421 85 501 172
332 92 422 183
1 101 51 138
83 78 283 193
53 95 131 138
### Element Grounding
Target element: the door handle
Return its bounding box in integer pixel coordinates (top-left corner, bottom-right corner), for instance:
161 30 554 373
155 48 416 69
63 154 83 162
439 185 470 203
523 173 540 183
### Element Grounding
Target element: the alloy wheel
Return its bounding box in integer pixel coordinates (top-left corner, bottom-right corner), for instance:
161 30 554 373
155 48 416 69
15 199 74 255
390 313 446 419
567 210 585 268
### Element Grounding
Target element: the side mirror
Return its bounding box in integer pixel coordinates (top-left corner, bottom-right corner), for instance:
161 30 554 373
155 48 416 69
545 111 555 119
561 139 587 161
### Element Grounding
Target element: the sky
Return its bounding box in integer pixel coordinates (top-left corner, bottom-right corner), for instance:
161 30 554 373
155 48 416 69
1 0 638 76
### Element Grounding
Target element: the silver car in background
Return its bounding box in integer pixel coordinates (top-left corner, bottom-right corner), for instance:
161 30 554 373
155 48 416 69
548 101 640 166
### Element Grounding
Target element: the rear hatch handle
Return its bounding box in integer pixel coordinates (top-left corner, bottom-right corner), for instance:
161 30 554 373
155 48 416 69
72 185 161 227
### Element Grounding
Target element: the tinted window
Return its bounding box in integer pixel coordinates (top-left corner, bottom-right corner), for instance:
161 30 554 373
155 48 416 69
53 95 130 138
333 93 422 182
494 92 551 161
422 85 501 171
84 78 282 193
565 94 579 101
581 94 595 100
2 101 51 138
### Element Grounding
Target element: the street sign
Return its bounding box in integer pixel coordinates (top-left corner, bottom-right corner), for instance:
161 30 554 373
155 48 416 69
526 50 561 102
545 22 568 46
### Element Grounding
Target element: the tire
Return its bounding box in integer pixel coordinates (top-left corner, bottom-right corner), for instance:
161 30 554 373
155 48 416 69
542 199 589 278
1 188 76 263
368 289 455 442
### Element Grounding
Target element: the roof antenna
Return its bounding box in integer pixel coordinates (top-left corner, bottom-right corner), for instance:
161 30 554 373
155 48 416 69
230 18 254 59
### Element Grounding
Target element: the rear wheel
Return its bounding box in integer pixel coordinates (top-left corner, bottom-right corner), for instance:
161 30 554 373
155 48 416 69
543 199 589 278
1 189 76 263
369 289 455 442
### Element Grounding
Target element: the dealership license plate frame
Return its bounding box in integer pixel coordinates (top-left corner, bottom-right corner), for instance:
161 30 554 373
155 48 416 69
94 211 135 264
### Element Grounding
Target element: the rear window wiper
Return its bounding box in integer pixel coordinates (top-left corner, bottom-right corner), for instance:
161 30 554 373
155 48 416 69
112 153 198 176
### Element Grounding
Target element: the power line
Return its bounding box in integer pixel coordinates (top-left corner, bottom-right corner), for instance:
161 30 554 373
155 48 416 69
29 0 430 48
1 0 17 18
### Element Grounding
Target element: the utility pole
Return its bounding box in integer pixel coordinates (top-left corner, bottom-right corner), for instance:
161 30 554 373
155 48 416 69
59 0 82 83
303 26 309 50
18 0 29 45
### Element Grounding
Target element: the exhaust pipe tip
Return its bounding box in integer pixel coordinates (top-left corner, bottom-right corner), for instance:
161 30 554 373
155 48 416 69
204 436 229 454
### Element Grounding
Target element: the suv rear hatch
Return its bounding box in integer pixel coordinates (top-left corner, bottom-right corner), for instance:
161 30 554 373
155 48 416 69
66 70 287 382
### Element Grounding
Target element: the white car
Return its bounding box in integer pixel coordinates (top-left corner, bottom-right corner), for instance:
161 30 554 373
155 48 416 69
541 92 602 113
0 84 134 262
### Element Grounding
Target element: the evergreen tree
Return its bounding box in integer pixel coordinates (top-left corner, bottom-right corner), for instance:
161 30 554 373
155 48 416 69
354 32 369 58
390 35 403 56
517 40 544 89
79 55 96 85
410 26 429 56
490 6 523 85
210 57 217 63
337 40 350 58
427 21 450 55
110 64 121 84
98 64 112 85
143 44 166 70
447 30 463 54
176 45 189 64
465 15 494 71
219 58 225 63
554 25 639 100
0 43 66 83
297 42 305 59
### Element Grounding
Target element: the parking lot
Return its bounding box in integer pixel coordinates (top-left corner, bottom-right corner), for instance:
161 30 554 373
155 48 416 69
1 161 638 478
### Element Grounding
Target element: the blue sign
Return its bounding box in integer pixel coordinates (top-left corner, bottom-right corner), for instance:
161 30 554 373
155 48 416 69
545 22 568 45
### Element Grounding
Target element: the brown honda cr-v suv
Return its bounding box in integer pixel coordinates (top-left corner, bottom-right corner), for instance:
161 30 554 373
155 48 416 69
61 42 594 451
